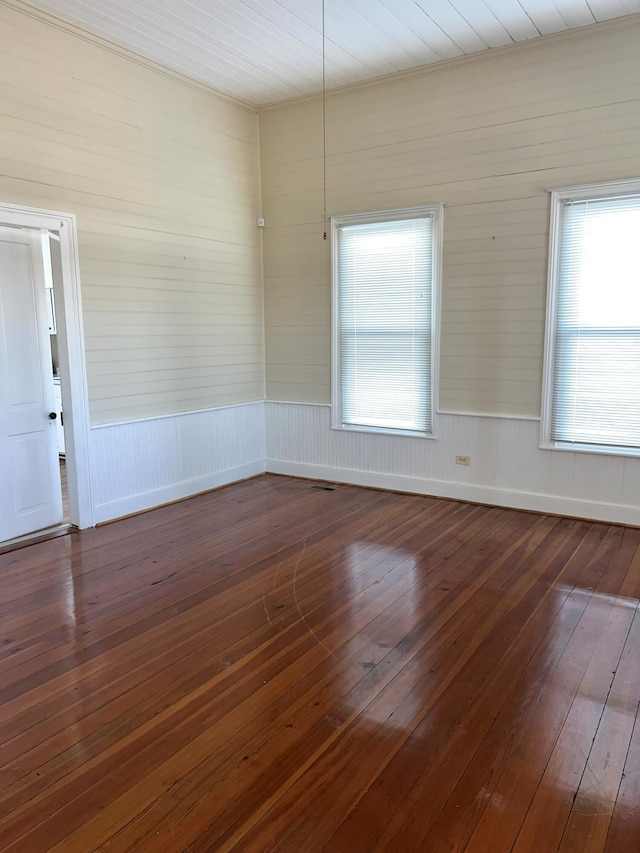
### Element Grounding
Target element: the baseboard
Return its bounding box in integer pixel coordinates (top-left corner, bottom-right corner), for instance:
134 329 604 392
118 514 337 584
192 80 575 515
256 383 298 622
93 461 266 524
266 460 640 527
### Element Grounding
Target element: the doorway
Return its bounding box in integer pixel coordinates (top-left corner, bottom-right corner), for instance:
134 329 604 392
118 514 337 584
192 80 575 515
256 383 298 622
43 232 69 523
0 203 93 543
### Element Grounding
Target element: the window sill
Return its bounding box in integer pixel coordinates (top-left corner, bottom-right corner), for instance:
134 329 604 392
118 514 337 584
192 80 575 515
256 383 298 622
331 423 437 439
540 441 640 459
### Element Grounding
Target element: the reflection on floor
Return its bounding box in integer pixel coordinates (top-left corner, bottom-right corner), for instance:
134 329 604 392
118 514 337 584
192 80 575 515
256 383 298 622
2 475 639 850
60 456 69 520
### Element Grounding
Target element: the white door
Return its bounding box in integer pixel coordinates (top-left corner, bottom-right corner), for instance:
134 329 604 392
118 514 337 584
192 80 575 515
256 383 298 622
0 226 63 541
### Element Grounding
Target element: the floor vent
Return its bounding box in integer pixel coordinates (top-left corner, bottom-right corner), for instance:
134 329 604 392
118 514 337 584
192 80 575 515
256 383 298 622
309 484 339 492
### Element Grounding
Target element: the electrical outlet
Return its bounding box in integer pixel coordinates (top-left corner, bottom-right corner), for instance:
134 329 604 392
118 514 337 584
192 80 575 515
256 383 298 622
455 455 471 466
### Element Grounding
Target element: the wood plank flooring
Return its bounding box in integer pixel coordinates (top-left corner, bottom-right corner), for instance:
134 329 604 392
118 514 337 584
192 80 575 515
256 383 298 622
1 474 639 852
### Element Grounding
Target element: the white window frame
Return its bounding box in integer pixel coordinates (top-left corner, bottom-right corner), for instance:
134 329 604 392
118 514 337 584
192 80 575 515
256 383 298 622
541 177 640 457
331 205 443 438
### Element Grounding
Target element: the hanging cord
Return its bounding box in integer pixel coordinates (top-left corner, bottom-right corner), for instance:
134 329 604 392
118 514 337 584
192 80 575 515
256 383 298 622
322 0 327 240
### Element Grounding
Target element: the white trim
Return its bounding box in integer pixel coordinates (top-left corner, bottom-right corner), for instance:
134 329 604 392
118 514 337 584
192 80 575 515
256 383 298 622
266 460 640 528
93 461 265 524
540 441 640 459
548 177 640 199
329 204 446 222
266 401 541 423
541 177 640 455
540 187 562 451
431 206 443 441
438 409 541 422
0 201 94 529
92 399 264 430
331 215 340 430
256 113 267 403
330 204 443 439
330 423 439 440
266 400 331 408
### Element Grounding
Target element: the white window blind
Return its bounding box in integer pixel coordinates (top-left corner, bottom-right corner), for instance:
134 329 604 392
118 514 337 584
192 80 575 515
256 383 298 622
549 191 640 451
333 210 439 436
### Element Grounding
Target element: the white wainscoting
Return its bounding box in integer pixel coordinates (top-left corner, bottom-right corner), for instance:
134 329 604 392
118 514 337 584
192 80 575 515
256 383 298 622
90 402 266 523
265 403 640 526
87 400 640 527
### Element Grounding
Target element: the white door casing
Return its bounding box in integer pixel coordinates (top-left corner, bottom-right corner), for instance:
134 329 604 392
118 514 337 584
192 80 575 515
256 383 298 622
0 203 93 534
0 227 63 539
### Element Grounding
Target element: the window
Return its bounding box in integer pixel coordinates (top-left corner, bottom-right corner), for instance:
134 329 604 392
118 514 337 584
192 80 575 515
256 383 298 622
542 179 640 455
331 206 442 437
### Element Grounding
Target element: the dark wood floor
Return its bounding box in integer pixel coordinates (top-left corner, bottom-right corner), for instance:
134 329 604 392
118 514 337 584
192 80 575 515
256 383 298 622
1 474 639 852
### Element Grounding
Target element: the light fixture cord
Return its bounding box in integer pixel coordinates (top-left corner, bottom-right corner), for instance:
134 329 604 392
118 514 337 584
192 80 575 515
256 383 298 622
322 0 327 240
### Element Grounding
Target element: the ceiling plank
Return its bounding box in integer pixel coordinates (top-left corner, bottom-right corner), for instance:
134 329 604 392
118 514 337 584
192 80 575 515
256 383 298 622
17 0 640 103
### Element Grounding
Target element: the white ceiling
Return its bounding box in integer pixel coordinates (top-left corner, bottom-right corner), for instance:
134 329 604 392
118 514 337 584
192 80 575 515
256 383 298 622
22 0 640 105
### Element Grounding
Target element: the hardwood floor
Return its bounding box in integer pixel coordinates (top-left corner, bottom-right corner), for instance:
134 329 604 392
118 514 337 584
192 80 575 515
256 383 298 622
1 474 639 852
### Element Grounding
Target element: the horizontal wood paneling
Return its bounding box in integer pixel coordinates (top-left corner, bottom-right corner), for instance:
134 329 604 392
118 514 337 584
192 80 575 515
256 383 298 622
0 4 264 425
261 20 640 416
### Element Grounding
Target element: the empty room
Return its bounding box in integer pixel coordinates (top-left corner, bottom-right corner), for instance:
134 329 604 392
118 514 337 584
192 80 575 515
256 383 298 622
1 0 639 850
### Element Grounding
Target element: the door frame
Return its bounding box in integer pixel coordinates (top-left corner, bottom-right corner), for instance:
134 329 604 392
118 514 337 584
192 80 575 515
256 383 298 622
0 202 94 530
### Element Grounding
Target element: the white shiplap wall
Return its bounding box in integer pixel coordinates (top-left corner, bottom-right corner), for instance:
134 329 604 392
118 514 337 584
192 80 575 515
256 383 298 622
260 19 640 526
4 5 638 528
0 2 264 426
261 17 640 417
